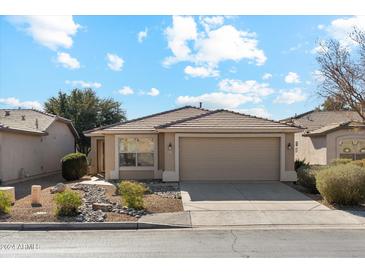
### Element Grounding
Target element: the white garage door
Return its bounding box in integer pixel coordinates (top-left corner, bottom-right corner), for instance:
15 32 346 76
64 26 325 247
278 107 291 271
179 137 280 181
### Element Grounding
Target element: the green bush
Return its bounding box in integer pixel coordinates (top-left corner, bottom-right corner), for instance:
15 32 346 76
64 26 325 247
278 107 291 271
119 181 147 209
296 165 321 194
316 164 365 205
61 152 88 181
54 190 82 216
0 191 12 214
330 158 353 166
295 159 309 171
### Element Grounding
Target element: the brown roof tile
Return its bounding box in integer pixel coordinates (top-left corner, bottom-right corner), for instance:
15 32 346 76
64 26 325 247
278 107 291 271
94 106 209 132
282 110 363 131
0 109 78 137
158 109 300 131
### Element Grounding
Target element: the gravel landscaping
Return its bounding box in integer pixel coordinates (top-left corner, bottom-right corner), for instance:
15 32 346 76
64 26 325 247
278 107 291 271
0 176 183 223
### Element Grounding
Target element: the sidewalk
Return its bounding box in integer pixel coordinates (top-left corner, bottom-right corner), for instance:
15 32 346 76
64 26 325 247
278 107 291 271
138 209 365 228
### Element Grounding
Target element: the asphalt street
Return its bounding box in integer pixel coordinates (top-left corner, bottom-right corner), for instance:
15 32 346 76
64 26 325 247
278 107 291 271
1 228 365 257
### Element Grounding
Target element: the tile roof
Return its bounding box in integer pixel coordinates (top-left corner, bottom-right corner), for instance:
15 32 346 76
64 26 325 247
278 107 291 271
157 109 300 131
304 120 365 136
282 110 363 132
0 109 78 137
85 106 300 134
86 106 209 133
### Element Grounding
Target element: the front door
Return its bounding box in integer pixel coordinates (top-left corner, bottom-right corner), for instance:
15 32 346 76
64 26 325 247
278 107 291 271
97 139 105 173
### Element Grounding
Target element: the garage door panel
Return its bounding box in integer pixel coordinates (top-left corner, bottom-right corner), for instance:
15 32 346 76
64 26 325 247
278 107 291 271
179 137 280 181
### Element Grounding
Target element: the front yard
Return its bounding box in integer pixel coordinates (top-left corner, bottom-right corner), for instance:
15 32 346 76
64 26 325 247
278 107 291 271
287 159 365 211
0 175 183 223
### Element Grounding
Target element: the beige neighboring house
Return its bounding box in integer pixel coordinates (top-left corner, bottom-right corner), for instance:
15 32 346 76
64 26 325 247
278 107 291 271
0 109 78 184
282 110 365 165
85 106 301 182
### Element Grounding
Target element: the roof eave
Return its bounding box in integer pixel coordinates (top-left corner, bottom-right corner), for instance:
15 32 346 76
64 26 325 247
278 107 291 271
90 129 158 135
0 127 48 136
156 128 302 133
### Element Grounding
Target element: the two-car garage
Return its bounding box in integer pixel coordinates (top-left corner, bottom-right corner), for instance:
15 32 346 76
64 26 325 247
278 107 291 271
179 137 281 181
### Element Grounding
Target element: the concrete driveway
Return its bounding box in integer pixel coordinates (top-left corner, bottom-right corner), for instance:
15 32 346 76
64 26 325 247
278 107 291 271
178 181 365 227
180 181 329 211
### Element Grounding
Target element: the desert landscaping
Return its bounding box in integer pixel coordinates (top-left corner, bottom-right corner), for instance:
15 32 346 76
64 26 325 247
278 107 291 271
0 174 183 223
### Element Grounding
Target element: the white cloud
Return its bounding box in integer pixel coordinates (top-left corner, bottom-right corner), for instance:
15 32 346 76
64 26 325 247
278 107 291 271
176 78 274 109
7 16 80 51
176 92 260 109
231 107 271 118
218 79 274 97
163 16 266 73
138 28 148 43
164 16 198 65
0 97 43 110
147 88 160 96
106 53 124 71
65 80 101 89
262 73 273 80
284 72 301 84
56 52 80 69
320 16 365 47
184 65 219 78
194 25 266 66
274 88 306 104
312 70 325 82
118 86 134 95
200 16 225 32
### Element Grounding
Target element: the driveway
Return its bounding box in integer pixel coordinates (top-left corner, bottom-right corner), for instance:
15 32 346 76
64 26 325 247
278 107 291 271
179 182 365 227
180 181 329 211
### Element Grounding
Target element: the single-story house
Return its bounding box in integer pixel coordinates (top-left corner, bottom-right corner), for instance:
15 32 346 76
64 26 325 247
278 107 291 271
85 106 301 182
0 109 78 184
281 110 365 165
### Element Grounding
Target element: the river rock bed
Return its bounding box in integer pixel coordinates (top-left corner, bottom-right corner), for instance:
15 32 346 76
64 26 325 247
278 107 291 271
71 183 146 222
142 182 181 199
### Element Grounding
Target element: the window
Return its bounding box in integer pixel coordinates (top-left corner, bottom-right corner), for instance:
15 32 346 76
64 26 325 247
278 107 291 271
339 138 365 160
119 137 154 168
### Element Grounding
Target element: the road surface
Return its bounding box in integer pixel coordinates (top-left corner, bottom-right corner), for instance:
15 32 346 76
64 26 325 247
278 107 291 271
1 228 365 257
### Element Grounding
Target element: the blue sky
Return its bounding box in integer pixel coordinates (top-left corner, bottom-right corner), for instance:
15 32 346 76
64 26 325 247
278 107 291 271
0 15 364 120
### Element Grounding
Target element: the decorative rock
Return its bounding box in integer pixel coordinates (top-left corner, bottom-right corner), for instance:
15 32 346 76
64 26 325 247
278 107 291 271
92 202 113 212
31 185 42 205
50 183 66 194
0 186 15 204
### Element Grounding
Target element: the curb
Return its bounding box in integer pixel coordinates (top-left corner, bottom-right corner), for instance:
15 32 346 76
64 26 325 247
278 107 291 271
0 222 191 231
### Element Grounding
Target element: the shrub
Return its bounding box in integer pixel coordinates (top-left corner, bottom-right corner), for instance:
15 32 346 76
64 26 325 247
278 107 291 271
330 158 353 166
352 159 365 168
0 191 12 214
54 190 82 216
295 159 309 171
61 152 88 181
316 164 365 205
119 181 147 209
296 165 321 193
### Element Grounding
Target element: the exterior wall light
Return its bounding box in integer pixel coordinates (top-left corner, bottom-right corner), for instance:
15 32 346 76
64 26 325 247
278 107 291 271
287 142 292 150
168 143 172 151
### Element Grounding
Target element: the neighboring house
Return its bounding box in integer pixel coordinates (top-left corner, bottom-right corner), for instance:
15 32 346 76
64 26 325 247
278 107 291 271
0 109 78 184
282 110 365 165
85 106 300 182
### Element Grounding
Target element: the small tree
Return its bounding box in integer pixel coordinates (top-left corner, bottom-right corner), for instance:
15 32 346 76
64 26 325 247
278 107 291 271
316 28 365 120
321 95 350 111
45 89 126 154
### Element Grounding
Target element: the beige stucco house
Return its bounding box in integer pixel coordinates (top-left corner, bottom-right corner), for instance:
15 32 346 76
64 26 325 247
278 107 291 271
0 109 78 184
85 106 300 182
282 110 365 165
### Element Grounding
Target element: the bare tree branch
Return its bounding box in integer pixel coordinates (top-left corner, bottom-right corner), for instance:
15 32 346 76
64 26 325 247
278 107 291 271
316 29 365 120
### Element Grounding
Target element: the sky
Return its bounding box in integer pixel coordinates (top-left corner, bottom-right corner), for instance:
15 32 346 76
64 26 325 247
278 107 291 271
1 15 364 120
